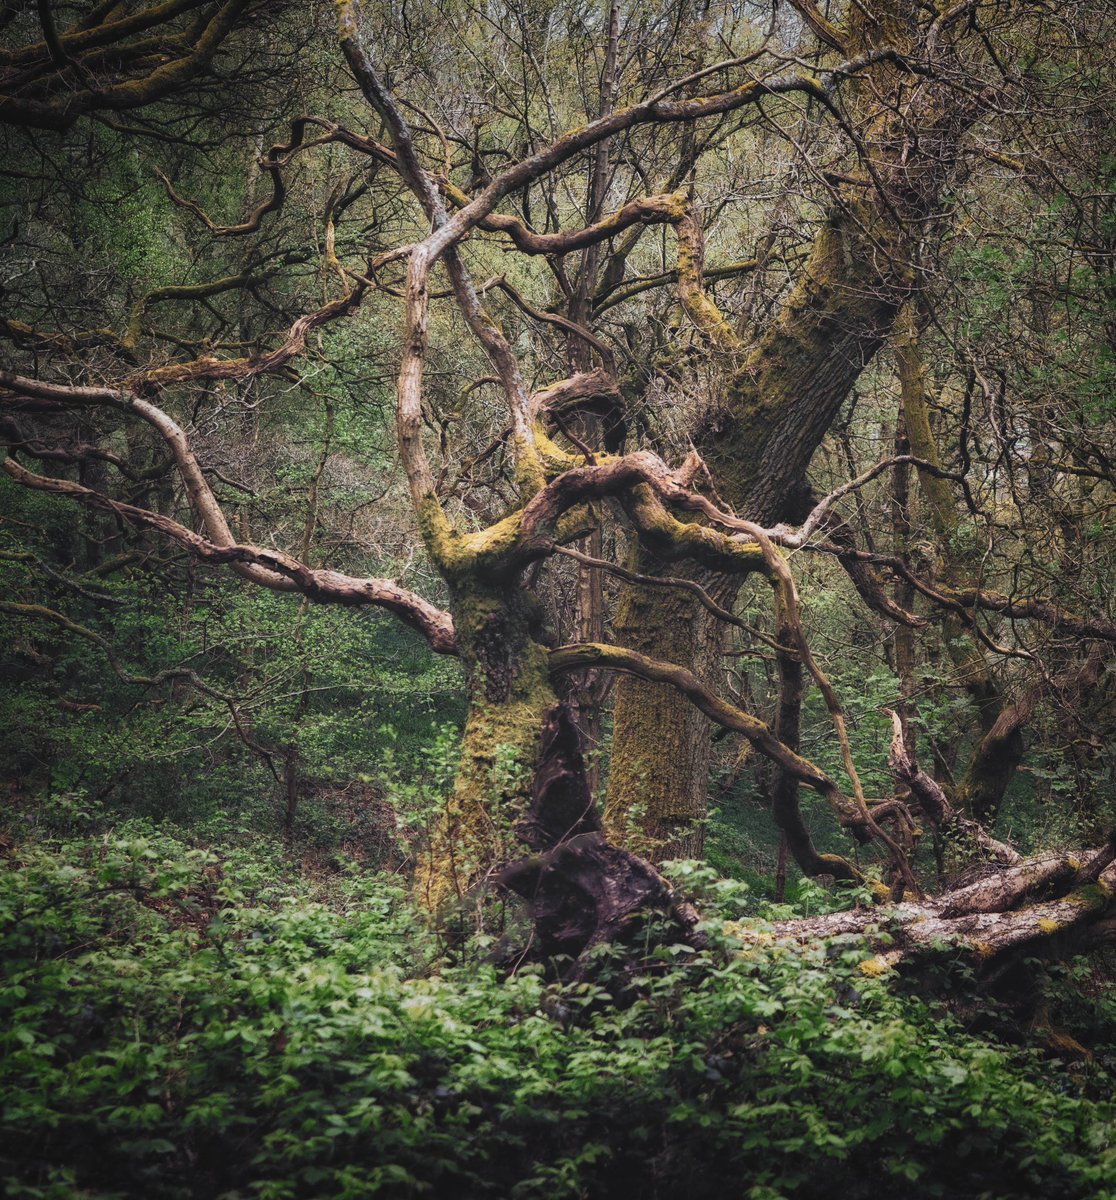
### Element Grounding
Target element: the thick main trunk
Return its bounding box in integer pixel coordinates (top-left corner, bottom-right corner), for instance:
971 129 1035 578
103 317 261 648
605 204 901 865
418 579 700 958
605 549 720 862
416 581 559 910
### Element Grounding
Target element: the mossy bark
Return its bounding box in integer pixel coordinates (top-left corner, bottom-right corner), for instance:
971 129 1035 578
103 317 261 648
607 204 906 866
607 1 985 868
417 572 698 957
416 579 558 911
767 850 1116 970
703 205 910 525
605 551 717 862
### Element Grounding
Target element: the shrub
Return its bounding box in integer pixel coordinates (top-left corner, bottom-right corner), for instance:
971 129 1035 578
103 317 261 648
2 831 1114 1198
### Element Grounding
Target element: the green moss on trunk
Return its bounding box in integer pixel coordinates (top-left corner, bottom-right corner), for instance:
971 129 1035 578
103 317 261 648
605 551 721 862
417 576 558 911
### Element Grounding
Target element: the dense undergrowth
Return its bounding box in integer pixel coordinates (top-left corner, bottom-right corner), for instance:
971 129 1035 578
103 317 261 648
3 800 1115 1200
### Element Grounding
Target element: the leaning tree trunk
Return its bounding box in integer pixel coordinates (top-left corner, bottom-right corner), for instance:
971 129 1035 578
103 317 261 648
607 195 909 864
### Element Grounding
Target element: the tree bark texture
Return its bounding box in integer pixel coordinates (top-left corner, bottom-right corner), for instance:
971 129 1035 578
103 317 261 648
607 0 993 866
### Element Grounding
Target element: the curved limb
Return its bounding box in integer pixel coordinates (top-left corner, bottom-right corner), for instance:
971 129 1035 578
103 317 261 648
1 457 458 654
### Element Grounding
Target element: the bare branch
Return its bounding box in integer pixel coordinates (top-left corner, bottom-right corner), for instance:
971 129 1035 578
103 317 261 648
884 709 1022 867
1 458 458 654
549 640 867 857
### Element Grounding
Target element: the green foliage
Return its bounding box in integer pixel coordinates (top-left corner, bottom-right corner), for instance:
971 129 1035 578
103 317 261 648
0 3 1114 1194
376 722 461 842
2 828 1114 1200
0 473 464 856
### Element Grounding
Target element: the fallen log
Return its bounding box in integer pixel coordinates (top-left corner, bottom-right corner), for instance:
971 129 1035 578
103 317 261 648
757 846 1116 973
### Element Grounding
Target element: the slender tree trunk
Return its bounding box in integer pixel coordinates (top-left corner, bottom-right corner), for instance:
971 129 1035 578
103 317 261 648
562 0 619 796
894 308 1024 823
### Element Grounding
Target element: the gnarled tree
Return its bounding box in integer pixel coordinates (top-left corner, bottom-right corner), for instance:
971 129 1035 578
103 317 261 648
2 0 1114 970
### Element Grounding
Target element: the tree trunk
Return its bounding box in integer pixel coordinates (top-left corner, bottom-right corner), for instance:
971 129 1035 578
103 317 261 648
894 309 1024 823
606 197 910 865
606 0 991 864
417 577 700 959
605 549 717 861
763 846 1116 972
415 581 559 911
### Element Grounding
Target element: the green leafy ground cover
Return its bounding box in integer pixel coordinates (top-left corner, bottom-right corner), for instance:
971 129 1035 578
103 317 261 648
2 812 1114 1200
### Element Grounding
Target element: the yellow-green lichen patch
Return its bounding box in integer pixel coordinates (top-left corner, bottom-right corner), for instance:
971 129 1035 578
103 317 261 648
722 920 773 947
459 509 525 569
510 433 546 496
414 495 461 569
858 954 893 978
